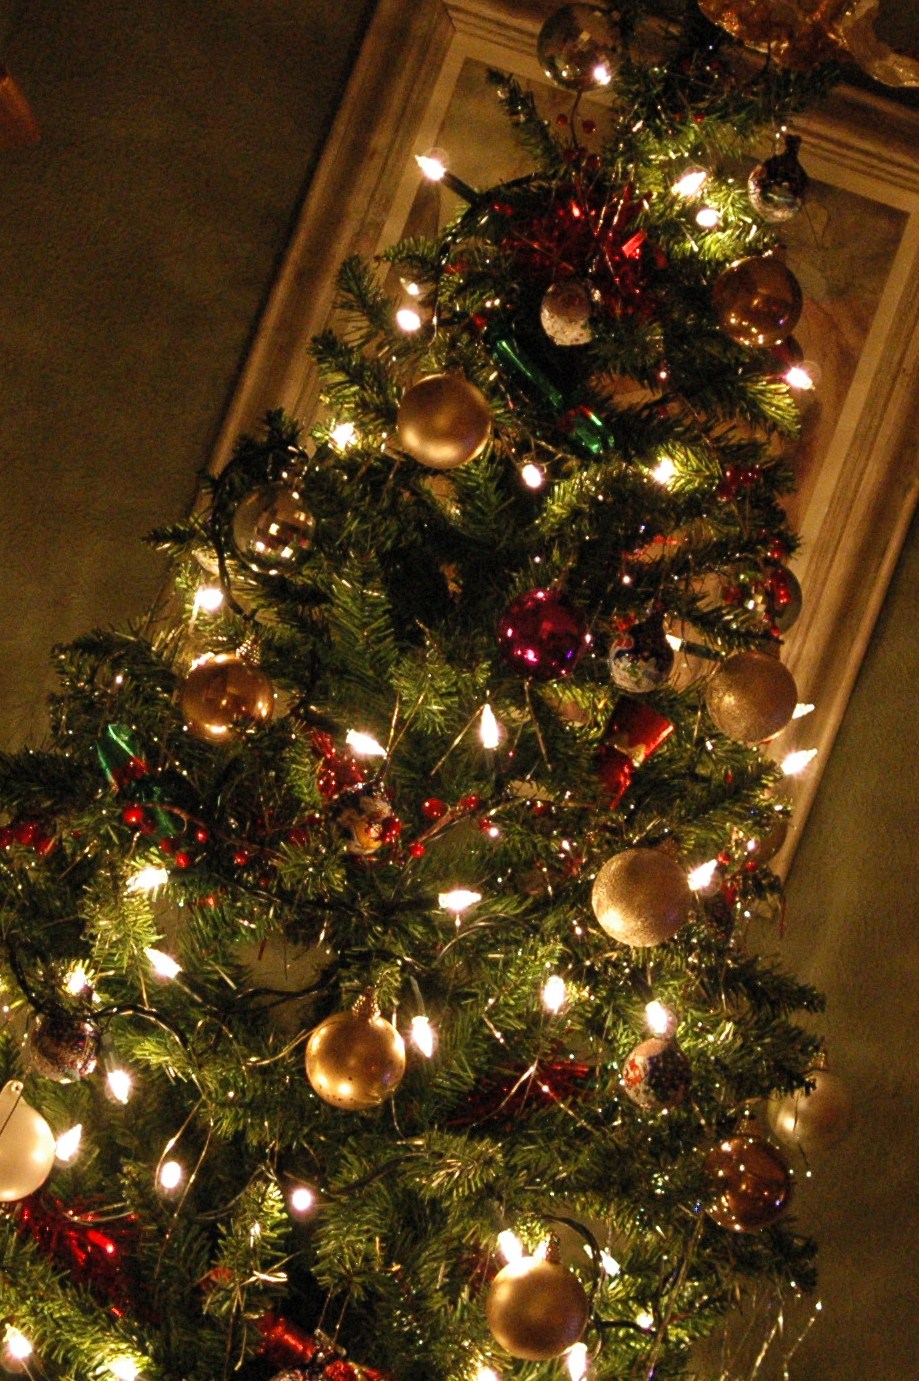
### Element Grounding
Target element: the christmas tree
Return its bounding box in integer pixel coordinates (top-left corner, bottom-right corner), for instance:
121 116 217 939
0 5 848 1379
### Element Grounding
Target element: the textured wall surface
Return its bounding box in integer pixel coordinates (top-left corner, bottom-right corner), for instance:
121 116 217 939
0 0 373 743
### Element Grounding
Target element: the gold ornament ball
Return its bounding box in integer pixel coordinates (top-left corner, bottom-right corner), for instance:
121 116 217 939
485 1257 589 1361
180 653 275 742
537 4 620 91
769 1068 852 1152
591 848 691 947
396 373 493 470
712 256 803 347
705 1133 794 1232
231 481 315 574
705 650 797 743
0 1079 57 1201
305 990 406 1111
747 815 789 865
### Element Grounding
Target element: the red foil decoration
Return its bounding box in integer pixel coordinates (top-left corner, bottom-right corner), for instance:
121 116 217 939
596 696 674 807
310 730 364 801
448 1058 593 1129
258 1313 389 1380
13 1193 144 1317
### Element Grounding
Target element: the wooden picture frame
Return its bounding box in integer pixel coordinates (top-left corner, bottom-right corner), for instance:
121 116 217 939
208 0 919 863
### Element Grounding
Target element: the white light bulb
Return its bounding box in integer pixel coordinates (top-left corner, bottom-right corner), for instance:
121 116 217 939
395 306 422 333
792 702 815 719
415 152 446 181
672 167 708 197
635 1309 654 1331
63 963 90 996
542 975 567 1014
479 703 501 750
144 947 182 980
438 889 482 914
330 421 356 449
127 865 169 894
651 457 676 485
592 62 612 86
781 748 818 776
289 1185 315 1215
520 462 545 489
4 1327 33 1361
565 1341 589 1380
644 1000 677 1038
158 1160 184 1192
411 1014 436 1057
599 1249 620 1276
193 585 224 613
497 1229 524 1263
785 364 815 391
476 1367 501 1381
106 1068 133 1104
687 858 719 892
345 729 387 758
695 205 721 228
109 1360 140 1381
55 1123 83 1164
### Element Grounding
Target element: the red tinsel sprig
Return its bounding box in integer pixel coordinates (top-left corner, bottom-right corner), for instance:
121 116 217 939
447 1058 593 1129
258 1313 390 1380
12 1192 147 1318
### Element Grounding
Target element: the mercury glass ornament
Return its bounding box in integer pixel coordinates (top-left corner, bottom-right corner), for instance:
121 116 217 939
26 1011 101 1083
748 134 809 223
712 255 803 348
704 650 797 743
180 653 275 742
305 989 406 1111
396 373 492 470
486 1254 589 1360
620 1035 692 1111
609 609 674 692
0 1080 57 1201
537 4 620 91
591 847 691 946
231 481 315 574
540 278 595 346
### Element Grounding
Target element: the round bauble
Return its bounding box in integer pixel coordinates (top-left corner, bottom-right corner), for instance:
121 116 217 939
497 588 589 681
305 989 406 1111
332 781 399 856
748 135 809 223
769 1067 852 1153
396 373 492 470
746 814 789 866
712 256 803 348
485 1256 589 1361
705 1133 793 1232
763 563 802 634
609 610 674 693
231 481 315 574
540 278 595 346
0 1080 57 1201
621 1036 692 1112
591 848 691 947
180 653 275 742
537 4 619 91
26 1011 101 1083
704 650 797 744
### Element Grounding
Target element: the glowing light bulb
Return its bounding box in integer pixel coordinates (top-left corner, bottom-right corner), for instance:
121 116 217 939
781 748 818 776
651 457 676 485
664 632 683 650
635 1309 654 1331
106 1068 133 1104
592 61 612 86
289 1185 315 1215
480 703 501 750
672 166 708 197
497 1229 524 1263
785 364 816 390
644 1000 677 1038
688 858 720 892
695 205 721 228
396 305 422 332
109 1360 140 1381
144 947 182 980
793 702 815 719
542 974 567 1014
345 729 387 758
520 462 545 489
55 1123 83 1164
330 421 356 449
411 1014 436 1057
193 585 224 614
565 1342 589 1380
415 151 446 181
476 1367 501 1381
600 1249 620 1276
158 1160 184 1192
64 963 90 996
404 280 422 298
438 889 482 914
4 1327 33 1362
127 865 169 894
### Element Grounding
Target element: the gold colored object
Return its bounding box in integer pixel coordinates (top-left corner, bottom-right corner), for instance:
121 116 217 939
769 1067 852 1151
305 988 406 1111
712 256 802 348
705 650 797 743
396 373 492 470
746 815 789 864
179 653 275 741
591 847 691 946
485 1256 589 1360
231 481 315 573
704 1133 793 1232
0 1080 57 1202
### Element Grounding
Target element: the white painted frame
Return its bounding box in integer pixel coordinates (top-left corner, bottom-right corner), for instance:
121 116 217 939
208 0 919 861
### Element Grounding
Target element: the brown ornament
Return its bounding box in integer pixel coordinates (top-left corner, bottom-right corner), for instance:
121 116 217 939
485 1255 589 1360
746 814 789 865
305 989 406 1111
396 373 492 470
180 653 275 742
712 256 803 348
705 1132 793 1232
705 650 797 743
769 1067 852 1152
591 847 691 946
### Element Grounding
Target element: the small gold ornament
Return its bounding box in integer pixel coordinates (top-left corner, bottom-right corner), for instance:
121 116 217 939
231 481 315 574
704 1131 794 1232
0 1080 57 1201
591 847 691 946
704 650 797 743
485 1247 589 1360
712 255 803 348
396 373 493 470
305 988 406 1111
179 653 275 742
769 1064 852 1152
537 4 620 91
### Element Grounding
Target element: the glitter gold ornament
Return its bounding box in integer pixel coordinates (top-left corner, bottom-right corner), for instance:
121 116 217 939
591 847 691 946
26 1011 101 1083
540 278 595 346
620 1035 692 1111
231 481 315 574
704 1132 793 1232
537 4 620 91
769 1065 852 1152
0 1080 57 1201
179 653 275 742
485 1249 589 1360
305 989 406 1111
396 373 492 470
704 650 797 743
712 256 803 347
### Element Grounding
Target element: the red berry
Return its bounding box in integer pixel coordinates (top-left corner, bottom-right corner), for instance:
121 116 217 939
287 827 310 847
422 798 447 821
409 841 426 858
233 849 251 867
122 805 146 828
174 851 192 869
160 838 175 855
381 817 403 844
581 118 597 135
556 112 569 127
34 835 56 859
13 821 39 847
458 794 481 813
194 827 209 844
0 827 14 848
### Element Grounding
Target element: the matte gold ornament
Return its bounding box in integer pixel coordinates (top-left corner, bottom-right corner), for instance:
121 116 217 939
231 481 315 574
591 847 691 946
769 1066 852 1152
704 650 797 743
704 1132 793 1232
396 373 492 470
712 256 803 348
305 988 406 1111
180 653 275 742
485 1253 589 1360
0 1079 57 1201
